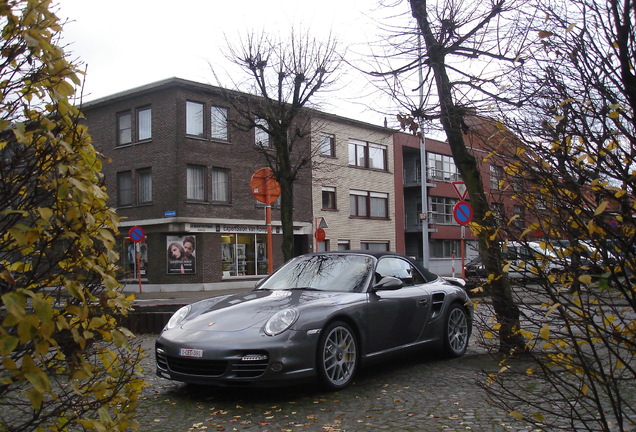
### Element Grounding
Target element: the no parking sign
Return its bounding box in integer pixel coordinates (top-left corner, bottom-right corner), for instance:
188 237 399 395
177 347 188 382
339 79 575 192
453 201 473 226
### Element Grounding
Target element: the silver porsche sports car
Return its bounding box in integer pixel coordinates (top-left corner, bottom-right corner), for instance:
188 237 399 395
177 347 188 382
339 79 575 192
155 251 472 390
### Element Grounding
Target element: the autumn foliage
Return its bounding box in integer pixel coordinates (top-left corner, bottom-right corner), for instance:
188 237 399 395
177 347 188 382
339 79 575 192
0 2 144 431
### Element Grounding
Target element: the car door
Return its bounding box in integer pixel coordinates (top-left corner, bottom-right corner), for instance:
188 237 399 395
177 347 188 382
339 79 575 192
365 257 432 354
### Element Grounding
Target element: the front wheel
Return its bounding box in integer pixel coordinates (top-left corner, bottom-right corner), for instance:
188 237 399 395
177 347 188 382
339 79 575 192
316 321 358 390
443 304 470 357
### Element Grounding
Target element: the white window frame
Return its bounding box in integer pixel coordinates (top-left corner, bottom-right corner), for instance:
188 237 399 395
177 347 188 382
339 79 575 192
186 165 206 201
211 167 230 203
137 107 152 141
255 118 270 147
211 106 228 140
186 101 204 136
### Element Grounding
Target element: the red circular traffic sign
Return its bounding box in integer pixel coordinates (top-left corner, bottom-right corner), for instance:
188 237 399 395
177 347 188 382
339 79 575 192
250 168 281 204
453 201 473 226
315 228 326 242
128 226 145 243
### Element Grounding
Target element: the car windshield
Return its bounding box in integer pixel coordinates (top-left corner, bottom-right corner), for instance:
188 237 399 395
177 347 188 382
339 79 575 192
258 254 374 293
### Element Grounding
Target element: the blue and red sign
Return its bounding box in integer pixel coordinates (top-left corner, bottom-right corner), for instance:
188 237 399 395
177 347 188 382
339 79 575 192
128 226 145 243
453 201 473 226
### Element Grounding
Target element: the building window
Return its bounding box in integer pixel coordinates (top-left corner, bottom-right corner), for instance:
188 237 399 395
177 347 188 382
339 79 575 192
350 190 388 219
429 196 458 224
348 140 387 170
211 167 230 203
186 101 204 136
211 106 228 140
427 153 460 182
221 234 269 277
430 239 461 258
255 118 270 147
513 205 525 228
137 107 152 141
137 168 152 204
361 241 389 251
337 240 350 251
322 186 336 210
116 171 132 206
320 133 335 156
117 111 132 145
186 165 206 201
317 240 330 252
492 202 504 224
490 165 503 190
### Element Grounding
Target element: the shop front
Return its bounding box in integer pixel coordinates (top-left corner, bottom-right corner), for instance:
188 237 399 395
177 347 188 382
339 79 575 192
118 220 311 289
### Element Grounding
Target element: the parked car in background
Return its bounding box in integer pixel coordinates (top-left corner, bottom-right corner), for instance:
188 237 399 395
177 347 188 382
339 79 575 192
156 251 472 390
464 241 565 283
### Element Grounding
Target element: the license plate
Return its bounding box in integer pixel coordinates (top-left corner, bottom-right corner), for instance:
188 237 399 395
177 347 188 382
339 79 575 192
179 348 203 358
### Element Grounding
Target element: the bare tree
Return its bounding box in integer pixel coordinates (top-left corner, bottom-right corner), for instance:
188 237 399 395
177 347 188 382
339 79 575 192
216 30 342 261
368 0 530 352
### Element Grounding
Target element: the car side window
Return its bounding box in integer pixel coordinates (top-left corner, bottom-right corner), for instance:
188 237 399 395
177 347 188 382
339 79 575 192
375 258 425 286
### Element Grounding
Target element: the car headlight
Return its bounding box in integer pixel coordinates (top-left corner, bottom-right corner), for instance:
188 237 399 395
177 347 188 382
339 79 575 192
264 308 299 336
166 305 191 330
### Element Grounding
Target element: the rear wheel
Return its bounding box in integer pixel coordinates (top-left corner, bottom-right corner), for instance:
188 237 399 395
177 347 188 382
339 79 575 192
317 321 358 390
443 304 470 357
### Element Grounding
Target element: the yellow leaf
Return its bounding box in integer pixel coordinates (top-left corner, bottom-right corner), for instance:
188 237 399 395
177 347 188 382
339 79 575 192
578 275 593 285
0 334 19 355
509 411 524 420
539 325 550 340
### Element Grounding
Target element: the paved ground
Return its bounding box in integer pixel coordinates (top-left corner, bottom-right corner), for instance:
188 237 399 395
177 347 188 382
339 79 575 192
135 334 536 432
130 287 536 432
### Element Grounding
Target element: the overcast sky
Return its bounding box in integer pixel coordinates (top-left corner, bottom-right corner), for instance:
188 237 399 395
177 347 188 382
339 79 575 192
56 0 410 126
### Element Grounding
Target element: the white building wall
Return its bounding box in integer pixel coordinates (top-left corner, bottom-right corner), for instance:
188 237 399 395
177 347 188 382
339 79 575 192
310 116 396 252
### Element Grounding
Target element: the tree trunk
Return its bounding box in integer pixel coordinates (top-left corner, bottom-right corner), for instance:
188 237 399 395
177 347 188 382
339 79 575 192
410 0 526 353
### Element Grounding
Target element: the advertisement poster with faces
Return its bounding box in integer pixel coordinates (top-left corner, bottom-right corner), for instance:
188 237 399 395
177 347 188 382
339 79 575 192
166 235 196 274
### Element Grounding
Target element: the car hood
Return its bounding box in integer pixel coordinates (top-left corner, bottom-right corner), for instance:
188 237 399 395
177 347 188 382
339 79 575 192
179 289 350 332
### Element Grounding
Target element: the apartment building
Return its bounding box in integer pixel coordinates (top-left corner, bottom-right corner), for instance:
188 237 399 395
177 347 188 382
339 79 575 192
310 113 396 253
82 78 316 290
82 78 397 290
394 116 526 276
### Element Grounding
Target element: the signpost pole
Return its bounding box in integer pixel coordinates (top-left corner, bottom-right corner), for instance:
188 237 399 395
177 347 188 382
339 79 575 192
266 190 273 274
461 225 466 279
136 242 142 293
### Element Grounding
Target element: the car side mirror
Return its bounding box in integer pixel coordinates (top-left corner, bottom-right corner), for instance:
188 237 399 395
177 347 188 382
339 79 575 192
373 276 403 291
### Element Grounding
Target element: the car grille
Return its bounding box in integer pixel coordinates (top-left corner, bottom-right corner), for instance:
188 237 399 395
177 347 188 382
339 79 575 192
156 348 269 378
231 358 269 378
166 356 228 376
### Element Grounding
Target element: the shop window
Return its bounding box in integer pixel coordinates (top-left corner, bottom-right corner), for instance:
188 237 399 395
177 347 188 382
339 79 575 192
121 237 147 280
221 234 269 277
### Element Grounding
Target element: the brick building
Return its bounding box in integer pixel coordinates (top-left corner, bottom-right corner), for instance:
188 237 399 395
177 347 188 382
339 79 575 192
83 78 397 291
83 78 315 291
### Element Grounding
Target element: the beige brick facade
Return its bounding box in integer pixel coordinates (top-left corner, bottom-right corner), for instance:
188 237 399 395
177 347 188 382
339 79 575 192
310 115 396 252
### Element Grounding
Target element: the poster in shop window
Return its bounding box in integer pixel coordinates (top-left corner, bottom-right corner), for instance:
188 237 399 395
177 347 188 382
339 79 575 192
166 235 196 274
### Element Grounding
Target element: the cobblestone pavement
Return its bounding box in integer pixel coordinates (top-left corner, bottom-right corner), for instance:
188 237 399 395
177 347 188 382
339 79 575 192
134 335 536 432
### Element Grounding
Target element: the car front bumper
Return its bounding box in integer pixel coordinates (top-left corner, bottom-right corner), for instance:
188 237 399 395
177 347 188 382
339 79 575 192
155 327 321 387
